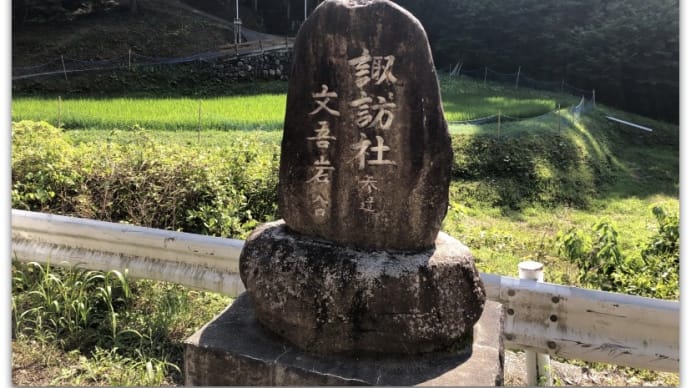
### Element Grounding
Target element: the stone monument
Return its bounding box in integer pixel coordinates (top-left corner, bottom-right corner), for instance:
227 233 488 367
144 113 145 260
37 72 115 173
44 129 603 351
185 1 504 385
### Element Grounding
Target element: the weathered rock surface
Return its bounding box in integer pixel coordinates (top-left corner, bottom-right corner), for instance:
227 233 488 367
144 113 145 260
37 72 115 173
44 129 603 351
279 0 452 251
239 220 486 355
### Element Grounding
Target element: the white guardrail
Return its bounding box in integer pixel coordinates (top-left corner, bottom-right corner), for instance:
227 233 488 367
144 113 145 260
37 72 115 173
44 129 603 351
11 209 679 373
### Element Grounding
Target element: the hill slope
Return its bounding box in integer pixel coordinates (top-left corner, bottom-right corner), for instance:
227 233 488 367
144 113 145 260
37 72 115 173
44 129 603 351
12 0 249 67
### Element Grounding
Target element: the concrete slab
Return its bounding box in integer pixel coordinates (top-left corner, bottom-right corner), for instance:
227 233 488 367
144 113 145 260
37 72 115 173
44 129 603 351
184 293 504 386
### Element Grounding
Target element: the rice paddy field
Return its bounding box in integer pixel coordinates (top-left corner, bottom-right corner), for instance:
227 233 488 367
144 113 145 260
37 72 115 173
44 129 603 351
11 76 579 133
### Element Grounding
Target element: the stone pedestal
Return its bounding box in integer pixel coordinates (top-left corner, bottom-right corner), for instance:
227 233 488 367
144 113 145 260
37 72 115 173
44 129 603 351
239 221 486 355
184 293 504 386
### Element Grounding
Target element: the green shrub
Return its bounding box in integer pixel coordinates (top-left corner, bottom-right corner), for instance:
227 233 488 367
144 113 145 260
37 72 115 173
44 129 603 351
11 121 279 238
557 207 679 300
11 121 83 213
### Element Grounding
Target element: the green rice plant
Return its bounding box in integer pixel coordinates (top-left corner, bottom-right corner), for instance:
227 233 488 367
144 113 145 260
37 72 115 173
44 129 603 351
12 77 580 132
11 94 288 131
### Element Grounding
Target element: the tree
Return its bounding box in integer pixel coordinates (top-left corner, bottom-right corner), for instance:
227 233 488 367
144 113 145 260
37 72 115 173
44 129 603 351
391 0 678 122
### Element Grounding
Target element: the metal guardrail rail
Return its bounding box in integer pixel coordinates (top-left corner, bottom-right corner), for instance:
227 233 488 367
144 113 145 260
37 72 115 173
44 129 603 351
10 209 679 373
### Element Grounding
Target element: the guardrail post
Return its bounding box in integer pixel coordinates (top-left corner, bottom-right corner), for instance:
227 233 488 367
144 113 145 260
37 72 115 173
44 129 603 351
518 261 552 386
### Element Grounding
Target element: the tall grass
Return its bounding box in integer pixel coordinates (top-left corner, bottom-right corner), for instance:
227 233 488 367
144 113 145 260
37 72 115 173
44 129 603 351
12 260 233 385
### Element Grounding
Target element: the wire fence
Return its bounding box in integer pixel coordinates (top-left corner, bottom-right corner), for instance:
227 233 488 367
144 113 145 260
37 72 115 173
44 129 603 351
447 62 596 126
12 38 295 81
14 43 597 130
447 96 594 131
449 61 594 99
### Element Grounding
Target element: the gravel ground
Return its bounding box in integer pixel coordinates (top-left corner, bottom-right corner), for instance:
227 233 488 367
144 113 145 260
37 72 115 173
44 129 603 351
503 350 676 386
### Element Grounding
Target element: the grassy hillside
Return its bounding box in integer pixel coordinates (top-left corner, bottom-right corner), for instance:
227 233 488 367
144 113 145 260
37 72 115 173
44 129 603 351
12 0 236 67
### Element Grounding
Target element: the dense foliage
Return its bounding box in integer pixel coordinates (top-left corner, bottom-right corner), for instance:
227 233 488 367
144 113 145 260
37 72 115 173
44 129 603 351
11 120 279 238
11 116 610 236
394 0 678 123
558 206 679 299
450 129 609 210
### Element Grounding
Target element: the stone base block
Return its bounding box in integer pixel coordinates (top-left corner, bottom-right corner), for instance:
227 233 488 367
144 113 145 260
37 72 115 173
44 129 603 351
184 293 504 386
239 220 486 355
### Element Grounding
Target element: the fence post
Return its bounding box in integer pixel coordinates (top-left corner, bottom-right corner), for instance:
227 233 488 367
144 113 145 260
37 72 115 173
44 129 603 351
592 89 596 107
557 104 561 133
457 62 462 77
484 67 488 85
497 110 501 138
518 261 553 386
235 42 239 57
515 66 521 89
57 96 62 129
128 48 132 71
60 55 68 81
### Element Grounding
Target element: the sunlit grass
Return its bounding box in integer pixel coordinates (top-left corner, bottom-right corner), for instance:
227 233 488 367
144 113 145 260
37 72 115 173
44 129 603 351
12 77 580 131
12 94 288 131
443 194 679 281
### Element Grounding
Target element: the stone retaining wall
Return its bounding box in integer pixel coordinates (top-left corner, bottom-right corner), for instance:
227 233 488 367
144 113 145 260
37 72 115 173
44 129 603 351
210 50 292 81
